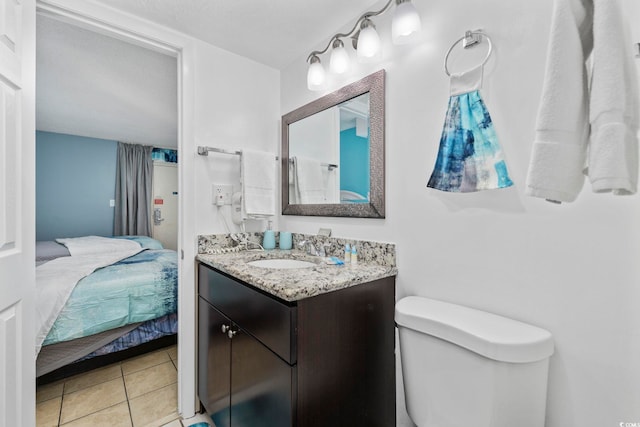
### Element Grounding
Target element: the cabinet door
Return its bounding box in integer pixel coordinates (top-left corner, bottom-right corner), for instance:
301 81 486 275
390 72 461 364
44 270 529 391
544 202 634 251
198 298 231 427
231 329 294 427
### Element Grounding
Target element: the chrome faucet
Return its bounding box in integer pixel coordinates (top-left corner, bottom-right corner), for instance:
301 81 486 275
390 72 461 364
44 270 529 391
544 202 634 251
298 240 330 257
298 240 318 256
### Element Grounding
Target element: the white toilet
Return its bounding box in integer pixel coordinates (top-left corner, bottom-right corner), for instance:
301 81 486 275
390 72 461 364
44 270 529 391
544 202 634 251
395 296 554 427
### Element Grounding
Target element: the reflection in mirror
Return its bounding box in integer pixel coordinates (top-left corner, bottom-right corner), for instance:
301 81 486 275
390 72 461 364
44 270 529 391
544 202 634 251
289 93 370 205
282 70 385 218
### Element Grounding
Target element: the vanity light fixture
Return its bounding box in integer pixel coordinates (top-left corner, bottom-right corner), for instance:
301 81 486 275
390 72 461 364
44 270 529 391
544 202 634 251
306 0 421 91
392 0 422 44
307 54 327 91
357 18 382 62
329 39 350 74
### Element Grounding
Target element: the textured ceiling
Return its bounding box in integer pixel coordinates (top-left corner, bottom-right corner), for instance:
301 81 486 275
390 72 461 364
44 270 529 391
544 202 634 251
96 0 382 69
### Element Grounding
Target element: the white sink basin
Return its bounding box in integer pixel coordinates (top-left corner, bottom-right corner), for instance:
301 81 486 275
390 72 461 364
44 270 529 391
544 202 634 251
247 259 317 269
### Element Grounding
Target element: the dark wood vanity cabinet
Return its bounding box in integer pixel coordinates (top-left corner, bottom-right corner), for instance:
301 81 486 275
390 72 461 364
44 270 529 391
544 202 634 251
198 263 396 427
198 300 293 427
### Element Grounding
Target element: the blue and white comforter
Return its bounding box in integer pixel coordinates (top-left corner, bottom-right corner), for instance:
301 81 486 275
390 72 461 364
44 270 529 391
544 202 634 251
42 249 177 347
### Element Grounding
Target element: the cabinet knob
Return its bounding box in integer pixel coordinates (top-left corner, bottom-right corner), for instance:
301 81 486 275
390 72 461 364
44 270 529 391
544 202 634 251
221 324 230 334
227 329 238 339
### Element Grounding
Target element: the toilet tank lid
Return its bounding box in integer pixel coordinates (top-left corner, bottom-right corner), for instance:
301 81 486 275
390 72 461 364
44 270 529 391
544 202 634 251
395 296 554 363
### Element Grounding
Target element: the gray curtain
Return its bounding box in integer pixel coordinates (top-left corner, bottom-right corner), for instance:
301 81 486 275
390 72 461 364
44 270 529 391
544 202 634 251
114 142 153 236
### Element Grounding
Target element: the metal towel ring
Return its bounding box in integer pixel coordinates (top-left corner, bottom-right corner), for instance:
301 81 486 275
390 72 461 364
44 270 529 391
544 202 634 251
444 30 493 76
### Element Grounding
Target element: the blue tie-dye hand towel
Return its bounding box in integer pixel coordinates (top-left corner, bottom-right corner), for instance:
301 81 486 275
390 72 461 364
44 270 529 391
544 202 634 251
427 66 513 192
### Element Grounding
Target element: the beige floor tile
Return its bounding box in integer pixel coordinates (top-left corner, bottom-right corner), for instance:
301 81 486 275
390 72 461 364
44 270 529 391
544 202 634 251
36 396 61 427
60 402 132 427
160 418 183 427
37 381 64 403
122 350 171 375
124 361 177 399
60 377 127 424
129 383 178 427
64 363 123 394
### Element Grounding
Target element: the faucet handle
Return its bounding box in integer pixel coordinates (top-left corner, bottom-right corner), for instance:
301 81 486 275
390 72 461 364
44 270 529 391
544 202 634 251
318 242 331 257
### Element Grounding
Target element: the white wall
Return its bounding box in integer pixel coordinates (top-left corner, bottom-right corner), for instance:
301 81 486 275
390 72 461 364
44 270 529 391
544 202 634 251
192 41 280 235
280 1 640 426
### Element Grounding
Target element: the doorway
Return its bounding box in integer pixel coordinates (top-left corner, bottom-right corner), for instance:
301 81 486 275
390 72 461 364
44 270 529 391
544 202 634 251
34 0 193 422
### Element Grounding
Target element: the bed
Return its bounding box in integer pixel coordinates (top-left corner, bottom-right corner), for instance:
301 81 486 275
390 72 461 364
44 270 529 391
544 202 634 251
35 235 178 384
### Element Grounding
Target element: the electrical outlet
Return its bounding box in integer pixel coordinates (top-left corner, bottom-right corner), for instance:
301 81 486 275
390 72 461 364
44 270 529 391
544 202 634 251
212 184 233 206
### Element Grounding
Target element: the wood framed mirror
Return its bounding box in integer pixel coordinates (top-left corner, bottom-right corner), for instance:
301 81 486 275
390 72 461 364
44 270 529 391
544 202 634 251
282 69 385 218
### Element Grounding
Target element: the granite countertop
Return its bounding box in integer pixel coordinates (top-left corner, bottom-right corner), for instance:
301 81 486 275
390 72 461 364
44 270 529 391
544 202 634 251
197 249 397 302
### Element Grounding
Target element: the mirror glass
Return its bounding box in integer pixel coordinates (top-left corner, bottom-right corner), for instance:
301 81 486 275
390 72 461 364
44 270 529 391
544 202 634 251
282 70 385 218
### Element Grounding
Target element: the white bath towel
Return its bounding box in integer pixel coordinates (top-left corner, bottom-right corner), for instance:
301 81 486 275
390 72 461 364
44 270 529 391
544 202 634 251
525 0 639 203
293 156 326 204
241 149 276 218
587 0 639 195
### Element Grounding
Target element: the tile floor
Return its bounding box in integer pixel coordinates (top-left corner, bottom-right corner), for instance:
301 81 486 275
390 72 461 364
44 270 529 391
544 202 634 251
36 345 182 427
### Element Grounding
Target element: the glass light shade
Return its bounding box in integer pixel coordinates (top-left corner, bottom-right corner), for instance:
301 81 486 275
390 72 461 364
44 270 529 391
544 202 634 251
307 57 326 91
357 19 381 62
392 0 421 44
330 41 350 74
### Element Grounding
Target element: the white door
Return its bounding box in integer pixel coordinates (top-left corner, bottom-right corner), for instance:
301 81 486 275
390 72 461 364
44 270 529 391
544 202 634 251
0 0 36 426
152 162 178 250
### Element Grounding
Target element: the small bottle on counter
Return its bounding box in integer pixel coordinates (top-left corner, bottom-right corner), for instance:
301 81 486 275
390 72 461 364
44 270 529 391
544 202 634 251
351 245 358 265
344 243 351 264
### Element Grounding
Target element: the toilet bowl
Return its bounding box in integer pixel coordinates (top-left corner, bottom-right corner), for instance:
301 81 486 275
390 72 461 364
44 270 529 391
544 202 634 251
395 296 554 427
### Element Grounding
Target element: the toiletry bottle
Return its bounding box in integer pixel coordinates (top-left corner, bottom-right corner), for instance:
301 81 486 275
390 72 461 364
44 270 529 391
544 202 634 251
351 245 358 265
344 243 351 264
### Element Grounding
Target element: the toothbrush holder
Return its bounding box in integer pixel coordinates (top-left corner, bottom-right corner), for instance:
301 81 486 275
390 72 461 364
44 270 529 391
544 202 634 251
279 232 292 250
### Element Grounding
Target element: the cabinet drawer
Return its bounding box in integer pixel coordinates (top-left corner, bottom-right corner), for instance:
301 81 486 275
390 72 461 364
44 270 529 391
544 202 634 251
199 264 297 364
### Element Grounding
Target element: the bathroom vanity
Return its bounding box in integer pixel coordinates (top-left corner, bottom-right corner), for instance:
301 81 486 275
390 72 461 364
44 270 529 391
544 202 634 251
197 247 396 427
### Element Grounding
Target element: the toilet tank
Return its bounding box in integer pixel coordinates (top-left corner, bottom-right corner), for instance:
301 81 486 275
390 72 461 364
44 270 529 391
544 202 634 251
395 296 554 427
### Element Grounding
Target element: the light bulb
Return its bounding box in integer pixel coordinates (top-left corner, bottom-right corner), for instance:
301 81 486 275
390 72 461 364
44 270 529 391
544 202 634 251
357 18 381 62
392 0 421 44
307 55 326 91
330 39 350 74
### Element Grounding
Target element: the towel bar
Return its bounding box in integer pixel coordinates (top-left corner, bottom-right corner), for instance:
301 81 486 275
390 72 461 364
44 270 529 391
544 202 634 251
197 146 278 160
289 158 338 171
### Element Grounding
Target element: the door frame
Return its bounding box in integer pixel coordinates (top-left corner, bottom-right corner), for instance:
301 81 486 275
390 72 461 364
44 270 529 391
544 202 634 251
36 0 198 417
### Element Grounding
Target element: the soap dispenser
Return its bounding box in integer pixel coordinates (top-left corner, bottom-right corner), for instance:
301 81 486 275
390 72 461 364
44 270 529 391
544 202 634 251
262 221 276 250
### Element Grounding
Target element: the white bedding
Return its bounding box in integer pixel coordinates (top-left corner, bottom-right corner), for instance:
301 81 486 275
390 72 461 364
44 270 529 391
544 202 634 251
35 236 143 355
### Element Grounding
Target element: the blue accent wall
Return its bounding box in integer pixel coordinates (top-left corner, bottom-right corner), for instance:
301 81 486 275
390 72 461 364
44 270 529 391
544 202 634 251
36 131 117 241
339 128 370 198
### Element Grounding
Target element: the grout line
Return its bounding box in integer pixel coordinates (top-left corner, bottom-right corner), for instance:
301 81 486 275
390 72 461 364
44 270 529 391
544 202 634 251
57 394 63 427
57 361 125 396
58 401 131 427
122 351 174 376
57 377 129 426
121 364 135 427
129 379 179 402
